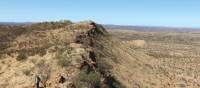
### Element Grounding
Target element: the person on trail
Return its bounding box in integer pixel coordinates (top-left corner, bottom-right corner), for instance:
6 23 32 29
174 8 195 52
35 75 41 88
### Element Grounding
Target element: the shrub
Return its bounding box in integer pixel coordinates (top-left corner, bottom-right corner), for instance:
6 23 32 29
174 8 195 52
60 20 73 24
16 53 27 61
22 68 31 76
57 56 71 67
55 45 72 67
74 67 101 88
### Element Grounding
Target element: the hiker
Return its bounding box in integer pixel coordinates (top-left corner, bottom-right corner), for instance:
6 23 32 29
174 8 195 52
35 75 41 88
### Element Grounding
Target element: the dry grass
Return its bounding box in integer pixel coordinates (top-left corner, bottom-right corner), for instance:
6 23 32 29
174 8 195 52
0 22 77 88
2 21 200 88
108 29 200 88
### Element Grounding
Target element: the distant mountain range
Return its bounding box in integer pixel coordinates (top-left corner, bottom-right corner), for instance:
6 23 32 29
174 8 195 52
103 24 200 32
0 22 199 32
0 22 33 26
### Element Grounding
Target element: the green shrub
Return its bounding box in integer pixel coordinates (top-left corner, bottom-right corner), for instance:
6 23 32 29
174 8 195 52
74 67 101 88
55 45 72 67
22 69 31 76
60 20 73 24
57 56 71 67
36 59 45 68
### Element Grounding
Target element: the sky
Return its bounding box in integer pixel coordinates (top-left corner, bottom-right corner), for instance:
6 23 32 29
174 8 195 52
0 0 200 28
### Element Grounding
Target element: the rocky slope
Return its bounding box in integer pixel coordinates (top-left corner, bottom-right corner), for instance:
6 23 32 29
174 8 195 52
0 21 127 88
2 20 197 88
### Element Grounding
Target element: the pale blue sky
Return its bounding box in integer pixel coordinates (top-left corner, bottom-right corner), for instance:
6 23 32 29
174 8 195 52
0 0 200 27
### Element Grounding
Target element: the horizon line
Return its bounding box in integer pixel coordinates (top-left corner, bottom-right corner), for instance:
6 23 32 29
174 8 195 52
0 21 200 29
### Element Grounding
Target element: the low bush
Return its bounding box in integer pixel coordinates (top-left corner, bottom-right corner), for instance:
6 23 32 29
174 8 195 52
16 53 27 61
22 68 31 76
55 45 72 67
74 67 101 88
57 56 71 67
